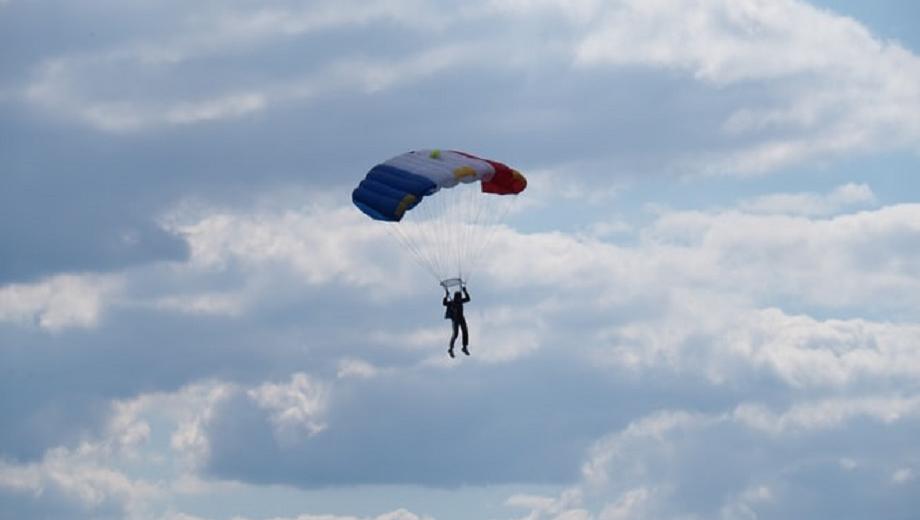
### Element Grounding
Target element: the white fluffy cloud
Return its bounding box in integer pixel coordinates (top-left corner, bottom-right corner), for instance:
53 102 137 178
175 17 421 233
738 183 876 216
248 373 328 441
0 273 123 330
598 303 920 388
576 0 920 173
641 203 920 309
734 395 920 435
0 401 161 519
0 449 159 517
165 202 404 291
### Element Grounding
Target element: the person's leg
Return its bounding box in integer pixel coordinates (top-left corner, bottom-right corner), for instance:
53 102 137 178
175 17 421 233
460 318 469 355
449 320 459 357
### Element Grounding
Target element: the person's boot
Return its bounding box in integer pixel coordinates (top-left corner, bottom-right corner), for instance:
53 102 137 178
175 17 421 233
461 345 470 356
448 348 455 358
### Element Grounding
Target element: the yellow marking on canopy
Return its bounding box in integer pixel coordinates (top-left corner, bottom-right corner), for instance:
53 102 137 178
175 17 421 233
394 194 417 219
512 169 527 187
429 149 442 159
453 166 477 180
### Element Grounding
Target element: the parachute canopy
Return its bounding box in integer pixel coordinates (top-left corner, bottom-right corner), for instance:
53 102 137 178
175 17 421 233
352 149 526 222
352 149 527 283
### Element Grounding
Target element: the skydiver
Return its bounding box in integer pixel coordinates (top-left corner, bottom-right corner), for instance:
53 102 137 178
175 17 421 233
443 285 471 358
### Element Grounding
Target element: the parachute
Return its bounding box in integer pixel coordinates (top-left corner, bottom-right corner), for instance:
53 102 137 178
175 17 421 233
352 149 527 286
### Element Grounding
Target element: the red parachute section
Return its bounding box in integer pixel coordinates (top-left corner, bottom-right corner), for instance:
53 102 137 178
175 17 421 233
481 160 527 194
451 151 527 195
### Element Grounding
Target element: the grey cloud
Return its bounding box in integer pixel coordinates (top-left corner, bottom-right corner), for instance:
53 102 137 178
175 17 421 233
0 107 190 282
574 407 920 520
0 305 276 460
203 353 741 488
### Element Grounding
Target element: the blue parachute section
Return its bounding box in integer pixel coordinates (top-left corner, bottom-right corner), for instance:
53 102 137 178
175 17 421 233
352 164 438 221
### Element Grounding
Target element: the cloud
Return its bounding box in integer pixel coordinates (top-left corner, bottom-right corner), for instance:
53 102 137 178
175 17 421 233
891 468 914 484
152 292 246 316
159 186 920 329
529 393 920 519
0 404 161 520
19 4 486 133
202 360 610 487
734 396 920 435
15 184 910 388
162 200 410 292
5 184 918 477
575 0 920 173
336 358 380 379
505 488 587 520
240 510 432 520
0 133 191 283
638 203 920 310
248 373 328 441
599 303 920 388
581 410 707 488
25 42 483 131
0 377 433 520
10 0 919 180
737 183 877 216
166 383 238 467
0 273 123 330
597 487 652 520
6 0 920 290
4 1 919 518
576 0 877 82
3 183 920 515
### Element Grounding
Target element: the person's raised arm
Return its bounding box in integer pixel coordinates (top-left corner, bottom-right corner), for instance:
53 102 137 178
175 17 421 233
462 287 470 303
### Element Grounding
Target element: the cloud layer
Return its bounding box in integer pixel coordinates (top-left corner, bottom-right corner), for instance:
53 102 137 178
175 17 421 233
3 0 920 519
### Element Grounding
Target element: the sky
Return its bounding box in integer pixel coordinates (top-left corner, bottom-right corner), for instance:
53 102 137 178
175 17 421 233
1 1 920 519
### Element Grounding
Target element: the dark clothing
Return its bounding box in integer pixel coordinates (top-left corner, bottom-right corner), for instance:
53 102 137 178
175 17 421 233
443 288 471 354
450 317 469 349
442 290 470 321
